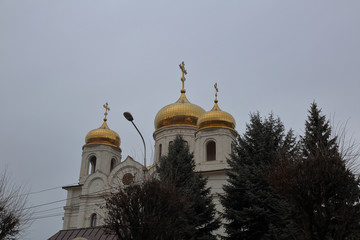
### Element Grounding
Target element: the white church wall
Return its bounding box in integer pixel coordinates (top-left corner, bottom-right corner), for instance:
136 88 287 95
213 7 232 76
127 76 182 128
153 126 197 163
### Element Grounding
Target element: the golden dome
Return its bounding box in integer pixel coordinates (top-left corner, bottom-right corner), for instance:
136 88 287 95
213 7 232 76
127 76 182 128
197 83 236 131
154 92 205 130
84 102 120 148
85 121 120 148
154 61 206 131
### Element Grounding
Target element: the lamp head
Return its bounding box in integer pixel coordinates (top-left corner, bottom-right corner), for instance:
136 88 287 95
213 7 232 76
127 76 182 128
123 112 134 121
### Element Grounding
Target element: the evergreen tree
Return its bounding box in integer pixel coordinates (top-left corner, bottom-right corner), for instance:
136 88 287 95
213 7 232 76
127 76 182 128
281 102 360 239
157 135 220 240
302 102 338 158
221 113 299 240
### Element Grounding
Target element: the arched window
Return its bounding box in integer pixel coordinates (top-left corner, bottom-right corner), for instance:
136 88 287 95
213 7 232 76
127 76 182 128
184 141 188 148
110 158 116 171
89 156 96 175
206 141 216 161
159 144 162 161
90 213 97 227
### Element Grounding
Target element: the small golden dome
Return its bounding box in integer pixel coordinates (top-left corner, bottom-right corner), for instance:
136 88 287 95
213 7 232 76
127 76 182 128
84 102 120 148
85 121 121 148
154 92 205 130
197 83 236 131
197 102 236 130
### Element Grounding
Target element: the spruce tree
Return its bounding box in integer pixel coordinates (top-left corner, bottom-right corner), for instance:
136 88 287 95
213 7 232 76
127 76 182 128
302 102 338 158
287 102 360 239
221 113 299 240
157 135 220 240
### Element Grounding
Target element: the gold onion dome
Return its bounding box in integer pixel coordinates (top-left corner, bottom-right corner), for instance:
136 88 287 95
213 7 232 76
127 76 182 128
197 83 236 131
154 61 206 131
84 103 120 148
154 91 206 130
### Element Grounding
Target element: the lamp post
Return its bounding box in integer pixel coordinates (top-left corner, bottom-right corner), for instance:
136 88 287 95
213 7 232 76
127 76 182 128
123 112 147 169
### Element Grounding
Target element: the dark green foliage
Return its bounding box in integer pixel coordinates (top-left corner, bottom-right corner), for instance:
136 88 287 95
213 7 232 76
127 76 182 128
157 135 220 240
104 179 193 240
272 102 360 240
302 102 339 158
221 113 299 240
290 154 360 240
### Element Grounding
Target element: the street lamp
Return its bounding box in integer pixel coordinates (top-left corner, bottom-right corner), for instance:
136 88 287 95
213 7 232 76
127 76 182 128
123 112 147 168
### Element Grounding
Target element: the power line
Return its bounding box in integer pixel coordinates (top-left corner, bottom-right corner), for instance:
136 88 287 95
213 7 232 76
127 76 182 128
32 206 64 215
32 200 106 215
20 182 78 196
31 202 109 221
24 185 116 210
29 213 64 221
25 177 153 210
26 198 66 210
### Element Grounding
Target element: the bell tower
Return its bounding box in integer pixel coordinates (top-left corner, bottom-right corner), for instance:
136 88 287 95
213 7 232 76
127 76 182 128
79 102 122 183
63 103 122 230
194 83 237 172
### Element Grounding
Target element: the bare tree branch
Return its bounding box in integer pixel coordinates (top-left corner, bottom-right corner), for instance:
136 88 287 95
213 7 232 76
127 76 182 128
0 169 31 240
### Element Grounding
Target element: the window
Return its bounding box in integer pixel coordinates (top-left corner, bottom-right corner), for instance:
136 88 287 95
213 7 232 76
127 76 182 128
110 158 116 171
184 141 188 148
206 141 216 161
89 156 96 174
90 213 97 227
159 144 162 161
122 173 134 185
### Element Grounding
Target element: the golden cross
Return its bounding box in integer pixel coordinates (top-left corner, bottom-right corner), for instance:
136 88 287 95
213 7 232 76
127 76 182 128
103 102 110 121
179 61 187 91
214 83 219 101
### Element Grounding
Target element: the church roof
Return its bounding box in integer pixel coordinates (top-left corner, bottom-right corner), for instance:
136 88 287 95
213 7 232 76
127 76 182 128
48 226 117 240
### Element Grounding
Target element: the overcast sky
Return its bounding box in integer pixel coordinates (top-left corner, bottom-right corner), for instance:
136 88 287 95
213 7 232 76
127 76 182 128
1 1 359 239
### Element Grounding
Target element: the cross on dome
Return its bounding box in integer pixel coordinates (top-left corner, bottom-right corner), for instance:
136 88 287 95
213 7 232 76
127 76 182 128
179 61 187 93
214 83 219 103
103 102 110 121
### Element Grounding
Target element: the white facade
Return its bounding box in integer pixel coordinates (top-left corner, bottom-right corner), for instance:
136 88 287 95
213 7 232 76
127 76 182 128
63 144 150 229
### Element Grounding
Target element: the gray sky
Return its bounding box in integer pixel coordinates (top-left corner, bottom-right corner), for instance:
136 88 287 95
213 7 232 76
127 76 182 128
1 1 359 239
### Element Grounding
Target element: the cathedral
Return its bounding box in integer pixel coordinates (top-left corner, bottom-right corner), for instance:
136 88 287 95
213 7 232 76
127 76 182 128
49 62 237 239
